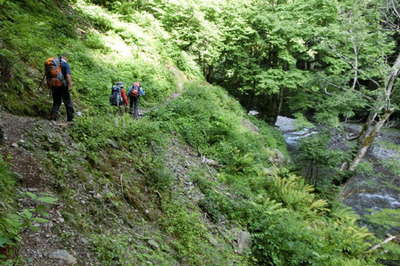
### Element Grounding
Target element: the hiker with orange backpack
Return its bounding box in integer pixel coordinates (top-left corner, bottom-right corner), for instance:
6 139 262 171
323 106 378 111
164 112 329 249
128 81 145 118
44 55 74 122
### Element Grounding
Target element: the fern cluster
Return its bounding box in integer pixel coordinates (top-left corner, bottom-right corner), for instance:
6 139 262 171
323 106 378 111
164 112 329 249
0 156 23 263
154 83 379 265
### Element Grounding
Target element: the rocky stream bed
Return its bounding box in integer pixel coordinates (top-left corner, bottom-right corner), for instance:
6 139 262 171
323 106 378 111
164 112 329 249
275 116 400 237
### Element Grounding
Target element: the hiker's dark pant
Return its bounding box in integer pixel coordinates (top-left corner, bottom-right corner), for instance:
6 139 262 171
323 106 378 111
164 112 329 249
51 86 74 121
129 96 140 118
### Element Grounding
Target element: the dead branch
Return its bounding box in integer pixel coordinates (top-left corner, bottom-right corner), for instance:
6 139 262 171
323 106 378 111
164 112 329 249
369 235 397 251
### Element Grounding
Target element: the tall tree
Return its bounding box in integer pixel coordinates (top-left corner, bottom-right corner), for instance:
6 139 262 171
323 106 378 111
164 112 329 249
211 0 340 123
345 0 400 170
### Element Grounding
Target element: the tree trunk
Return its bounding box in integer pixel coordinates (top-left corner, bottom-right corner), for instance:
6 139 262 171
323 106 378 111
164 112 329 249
348 109 393 171
346 53 400 171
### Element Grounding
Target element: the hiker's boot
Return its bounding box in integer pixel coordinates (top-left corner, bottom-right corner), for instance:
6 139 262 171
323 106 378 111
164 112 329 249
50 112 58 121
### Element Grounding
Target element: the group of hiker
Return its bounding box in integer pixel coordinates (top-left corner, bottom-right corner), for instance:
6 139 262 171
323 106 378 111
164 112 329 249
109 81 145 118
44 55 145 122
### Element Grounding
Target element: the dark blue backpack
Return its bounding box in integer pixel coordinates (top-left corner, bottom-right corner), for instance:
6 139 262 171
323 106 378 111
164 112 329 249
110 85 124 106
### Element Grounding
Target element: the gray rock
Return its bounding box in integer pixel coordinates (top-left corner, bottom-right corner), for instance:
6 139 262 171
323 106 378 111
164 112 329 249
106 139 119 149
237 231 251 255
370 143 400 160
208 236 219 247
241 119 260 133
248 110 259 116
201 156 219 166
147 239 160 249
262 167 277 176
11 142 18 148
48 249 77 264
269 149 286 165
275 116 297 132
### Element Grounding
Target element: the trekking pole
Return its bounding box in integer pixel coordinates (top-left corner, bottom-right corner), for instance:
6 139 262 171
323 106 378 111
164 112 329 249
37 73 53 98
36 73 46 91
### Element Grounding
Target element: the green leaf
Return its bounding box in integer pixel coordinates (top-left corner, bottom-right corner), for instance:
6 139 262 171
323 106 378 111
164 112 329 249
0 236 9 247
36 196 58 204
20 209 33 219
25 192 37 200
32 217 49 223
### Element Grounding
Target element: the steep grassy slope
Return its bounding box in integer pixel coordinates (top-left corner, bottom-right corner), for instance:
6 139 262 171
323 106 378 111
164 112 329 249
0 0 201 116
0 0 391 265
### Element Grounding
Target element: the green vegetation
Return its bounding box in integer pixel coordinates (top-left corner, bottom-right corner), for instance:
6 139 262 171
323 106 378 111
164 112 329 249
0 156 57 264
382 159 400 177
366 209 400 232
151 83 379 264
0 156 22 263
0 0 399 265
0 0 187 116
364 208 400 243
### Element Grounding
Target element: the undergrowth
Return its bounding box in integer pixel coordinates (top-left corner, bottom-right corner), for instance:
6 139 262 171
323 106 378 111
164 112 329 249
0 0 191 116
0 156 22 264
0 0 393 265
152 82 381 265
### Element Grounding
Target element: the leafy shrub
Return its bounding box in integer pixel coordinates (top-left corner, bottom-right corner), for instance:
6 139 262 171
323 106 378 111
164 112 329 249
0 157 22 261
152 82 377 265
355 161 375 176
162 201 211 265
84 32 110 52
297 133 349 191
294 112 314 130
251 211 321 265
90 233 136 265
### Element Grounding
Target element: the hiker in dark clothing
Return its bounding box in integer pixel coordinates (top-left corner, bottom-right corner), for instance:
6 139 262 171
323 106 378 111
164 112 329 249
128 81 145 119
45 55 74 122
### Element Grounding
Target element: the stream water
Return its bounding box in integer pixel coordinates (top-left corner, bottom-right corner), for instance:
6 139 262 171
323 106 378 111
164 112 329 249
275 116 318 150
275 116 400 236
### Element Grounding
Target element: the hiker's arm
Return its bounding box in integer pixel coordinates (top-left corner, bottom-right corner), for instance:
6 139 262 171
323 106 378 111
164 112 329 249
66 74 73 90
62 61 72 90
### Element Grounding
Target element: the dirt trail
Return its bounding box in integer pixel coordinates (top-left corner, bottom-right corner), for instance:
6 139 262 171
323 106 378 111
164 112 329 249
0 113 96 265
0 62 198 266
0 65 190 265
140 65 187 116
0 113 49 188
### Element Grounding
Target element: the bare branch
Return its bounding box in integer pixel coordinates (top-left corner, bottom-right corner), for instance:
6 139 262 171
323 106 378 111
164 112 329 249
369 235 397 251
390 0 400 19
351 40 359 90
384 52 400 105
325 43 382 88
323 87 332 95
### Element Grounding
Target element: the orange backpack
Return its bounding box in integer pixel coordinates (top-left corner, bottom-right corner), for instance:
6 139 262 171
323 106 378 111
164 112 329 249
130 87 139 97
44 57 65 87
129 82 141 97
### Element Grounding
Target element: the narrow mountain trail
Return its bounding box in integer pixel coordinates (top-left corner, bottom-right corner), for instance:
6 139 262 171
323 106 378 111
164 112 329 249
0 66 229 265
0 113 98 265
140 65 187 116
0 62 267 265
